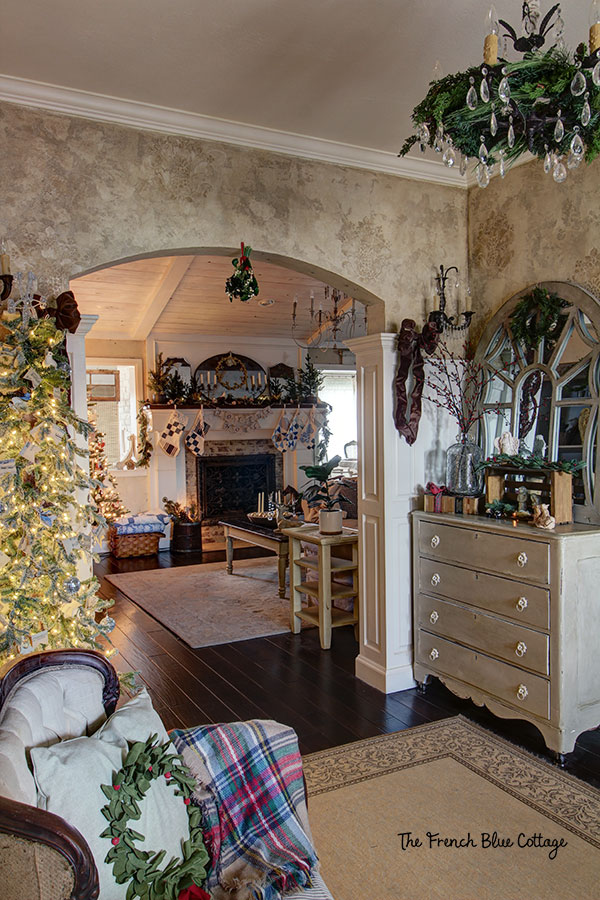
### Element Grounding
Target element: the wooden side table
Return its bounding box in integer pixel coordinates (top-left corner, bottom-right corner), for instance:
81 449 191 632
220 518 289 598
281 525 359 649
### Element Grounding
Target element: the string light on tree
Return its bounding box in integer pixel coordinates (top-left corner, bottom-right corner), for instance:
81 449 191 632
0 274 114 664
88 411 129 522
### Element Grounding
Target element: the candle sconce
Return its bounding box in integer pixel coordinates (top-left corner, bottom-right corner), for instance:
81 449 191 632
0 275 13 305
428 264 474 334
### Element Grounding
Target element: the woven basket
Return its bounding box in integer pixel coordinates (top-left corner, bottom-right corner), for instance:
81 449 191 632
107 527 164 559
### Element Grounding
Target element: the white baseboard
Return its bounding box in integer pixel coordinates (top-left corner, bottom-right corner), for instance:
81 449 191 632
355 654 416 694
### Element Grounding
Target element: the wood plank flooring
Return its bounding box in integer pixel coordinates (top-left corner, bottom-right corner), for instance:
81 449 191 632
95 548 600 787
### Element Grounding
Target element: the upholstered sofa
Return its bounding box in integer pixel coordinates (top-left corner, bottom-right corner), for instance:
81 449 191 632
0 650 332 900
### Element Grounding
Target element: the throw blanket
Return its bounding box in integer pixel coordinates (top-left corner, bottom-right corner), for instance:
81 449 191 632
172 721 318 900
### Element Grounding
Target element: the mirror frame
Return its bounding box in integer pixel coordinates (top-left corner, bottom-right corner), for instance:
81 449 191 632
475 281 600 525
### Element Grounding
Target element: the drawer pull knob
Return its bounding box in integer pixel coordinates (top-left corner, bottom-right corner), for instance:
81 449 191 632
515 641 527 657
430 535 440 548
429 610 439 624
516 684 528 701
517 552 528 567
516 596 528 612
429 648 439 661
431 573 441 586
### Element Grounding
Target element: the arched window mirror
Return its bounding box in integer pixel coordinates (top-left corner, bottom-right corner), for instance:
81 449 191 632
475 282 600 524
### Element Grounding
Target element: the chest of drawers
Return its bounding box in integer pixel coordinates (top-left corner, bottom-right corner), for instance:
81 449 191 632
412 512 600 757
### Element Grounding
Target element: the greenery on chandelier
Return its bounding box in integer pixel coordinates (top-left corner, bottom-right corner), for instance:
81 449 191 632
400 44 600 167
508 286 570 349
100 734 209 900
0 307 114 664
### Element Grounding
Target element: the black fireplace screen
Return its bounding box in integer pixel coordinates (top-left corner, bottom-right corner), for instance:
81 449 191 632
197 454 276 521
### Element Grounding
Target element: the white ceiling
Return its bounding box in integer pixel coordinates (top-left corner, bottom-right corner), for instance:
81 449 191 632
72 255 365 343
0 1 589 169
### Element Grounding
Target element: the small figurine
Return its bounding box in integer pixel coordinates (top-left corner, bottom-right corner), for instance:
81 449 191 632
516 485 529 516
494 431 519 455
532 503 556 530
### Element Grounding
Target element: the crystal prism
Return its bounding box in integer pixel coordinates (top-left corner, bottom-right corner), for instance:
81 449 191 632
459 155 468 177
499 151 506 178
420 123 430 143
498 77 511 103
466 82 478 111
442 145 456 167
543 146 552 174
507 117 515 149
490 109 498 136
570 70 586 97
581 96 591 127
571 131 584 157
476 164 490 188
554 113 564 143
480 78 490 103
553 158 567 183
593 61 600 88
478 136 488 164
567 151 581 170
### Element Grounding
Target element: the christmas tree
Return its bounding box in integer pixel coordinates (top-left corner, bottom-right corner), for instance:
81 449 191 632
88 412 129 522
0 285 115 664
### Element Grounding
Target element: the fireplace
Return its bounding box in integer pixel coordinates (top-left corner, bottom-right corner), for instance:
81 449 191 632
197 454 277 523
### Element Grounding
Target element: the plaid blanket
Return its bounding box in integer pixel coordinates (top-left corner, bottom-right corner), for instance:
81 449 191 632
172 721 318 900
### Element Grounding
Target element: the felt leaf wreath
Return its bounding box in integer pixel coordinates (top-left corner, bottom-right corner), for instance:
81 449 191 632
100 734 210 900
225 243 259 302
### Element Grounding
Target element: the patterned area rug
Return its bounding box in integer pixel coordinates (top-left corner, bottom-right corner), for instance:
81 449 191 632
303 717 600 900
106 558 291 647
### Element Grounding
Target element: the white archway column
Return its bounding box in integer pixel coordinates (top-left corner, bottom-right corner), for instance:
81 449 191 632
66 313 98 580
346 333 454 693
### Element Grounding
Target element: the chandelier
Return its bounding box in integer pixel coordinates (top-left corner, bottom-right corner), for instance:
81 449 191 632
291 286 365 352
399 2 600 186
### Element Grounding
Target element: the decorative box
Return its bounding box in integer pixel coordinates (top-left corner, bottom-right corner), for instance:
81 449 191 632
484 466 572 525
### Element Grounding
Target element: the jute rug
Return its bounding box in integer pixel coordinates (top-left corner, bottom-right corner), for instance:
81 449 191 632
106 558 291 648
303 717 600 900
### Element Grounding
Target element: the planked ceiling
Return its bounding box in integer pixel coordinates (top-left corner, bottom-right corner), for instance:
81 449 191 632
71 255 364 342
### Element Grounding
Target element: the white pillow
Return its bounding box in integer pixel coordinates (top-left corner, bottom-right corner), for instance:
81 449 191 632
31 687 192 900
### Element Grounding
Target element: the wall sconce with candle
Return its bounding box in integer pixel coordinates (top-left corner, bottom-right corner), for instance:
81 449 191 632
428 264 474 334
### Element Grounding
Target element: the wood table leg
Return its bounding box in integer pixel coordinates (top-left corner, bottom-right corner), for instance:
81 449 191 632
225 531 233 575
277 551 287 598
289 537 302 634
318 543 332 650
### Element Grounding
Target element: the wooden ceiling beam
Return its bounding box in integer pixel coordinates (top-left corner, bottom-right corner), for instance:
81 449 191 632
130 256 195 340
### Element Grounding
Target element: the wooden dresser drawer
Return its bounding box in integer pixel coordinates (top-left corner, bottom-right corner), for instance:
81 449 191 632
418 521 549 584
418 558 550 629
416 594 549 675
416 631 550 720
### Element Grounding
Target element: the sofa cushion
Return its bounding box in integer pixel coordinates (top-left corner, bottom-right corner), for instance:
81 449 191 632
30 687 200 900
0 666 107 806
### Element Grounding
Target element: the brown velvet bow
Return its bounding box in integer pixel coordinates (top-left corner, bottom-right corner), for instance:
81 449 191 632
34 290 81 333
393 318 439 445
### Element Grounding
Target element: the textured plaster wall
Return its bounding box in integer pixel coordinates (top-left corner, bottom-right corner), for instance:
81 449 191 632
0 102 467 332
468 158 600 344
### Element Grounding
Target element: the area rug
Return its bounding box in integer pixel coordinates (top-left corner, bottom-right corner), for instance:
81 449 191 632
106 558 291 647
303 717 600 900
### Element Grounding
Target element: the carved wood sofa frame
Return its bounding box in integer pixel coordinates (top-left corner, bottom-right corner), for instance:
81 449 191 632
0 649 120 900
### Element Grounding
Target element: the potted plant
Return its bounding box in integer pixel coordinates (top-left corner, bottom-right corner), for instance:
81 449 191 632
162 497 202 553
299 455 347 535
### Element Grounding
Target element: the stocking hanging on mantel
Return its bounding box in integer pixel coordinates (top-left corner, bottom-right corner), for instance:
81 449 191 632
158 410 187 457
185 408 210 456
393 319 439 445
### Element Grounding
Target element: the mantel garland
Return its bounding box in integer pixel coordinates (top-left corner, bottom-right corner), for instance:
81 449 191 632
100 734 209 900
478 452 585 473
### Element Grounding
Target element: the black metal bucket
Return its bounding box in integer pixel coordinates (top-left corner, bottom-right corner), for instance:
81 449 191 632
171 521 203 553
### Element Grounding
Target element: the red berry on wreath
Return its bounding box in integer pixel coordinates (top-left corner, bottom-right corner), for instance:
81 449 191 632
184 797 191 805
165 772 171 779
111 837 120 846
114 784 120 790
148 765 152 771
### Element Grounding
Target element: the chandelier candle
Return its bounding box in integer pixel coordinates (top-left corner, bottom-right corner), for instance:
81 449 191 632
591 0 600 53
483 6 500 65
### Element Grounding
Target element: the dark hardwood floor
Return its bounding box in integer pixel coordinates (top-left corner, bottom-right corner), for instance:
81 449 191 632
95 548 600 788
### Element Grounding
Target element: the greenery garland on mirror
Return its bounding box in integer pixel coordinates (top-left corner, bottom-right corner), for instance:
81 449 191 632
508 286 570 349
399 45 600 169
100 734 209 900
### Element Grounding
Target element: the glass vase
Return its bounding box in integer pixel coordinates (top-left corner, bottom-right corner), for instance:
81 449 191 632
446 434 484 496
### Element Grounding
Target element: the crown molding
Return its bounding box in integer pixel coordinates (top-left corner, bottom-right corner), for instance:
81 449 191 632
0 73 465 188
